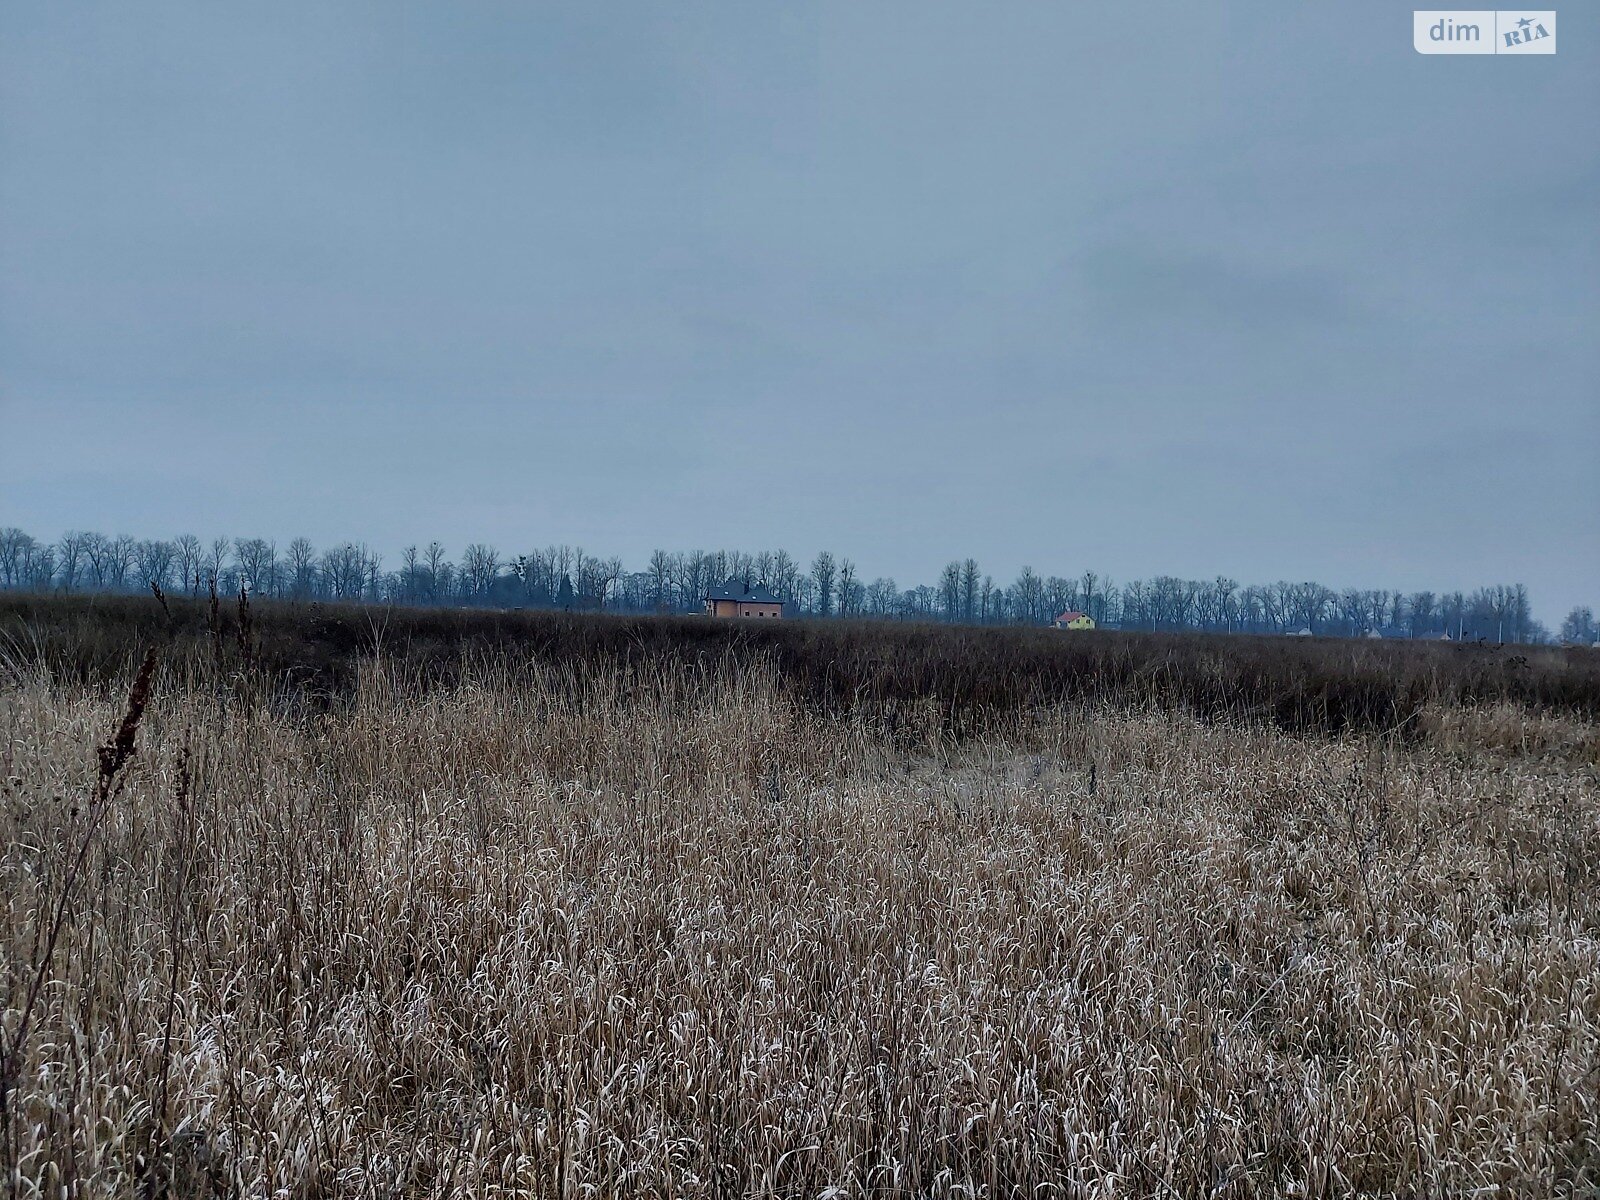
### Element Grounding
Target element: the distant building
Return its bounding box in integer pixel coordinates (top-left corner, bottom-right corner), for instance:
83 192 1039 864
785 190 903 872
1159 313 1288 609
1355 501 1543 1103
1289 627 1314 637
704 578 785 619
1052 610 1095 631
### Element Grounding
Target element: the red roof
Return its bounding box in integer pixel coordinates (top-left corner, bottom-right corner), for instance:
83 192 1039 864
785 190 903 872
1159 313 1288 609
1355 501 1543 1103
1055 610 1088 622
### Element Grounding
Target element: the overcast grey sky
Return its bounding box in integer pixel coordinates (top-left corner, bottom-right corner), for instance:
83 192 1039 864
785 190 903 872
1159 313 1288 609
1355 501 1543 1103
2 2 1596 619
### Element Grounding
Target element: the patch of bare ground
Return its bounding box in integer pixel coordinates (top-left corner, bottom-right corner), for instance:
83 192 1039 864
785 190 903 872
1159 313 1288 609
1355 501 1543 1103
1 634 1597 1196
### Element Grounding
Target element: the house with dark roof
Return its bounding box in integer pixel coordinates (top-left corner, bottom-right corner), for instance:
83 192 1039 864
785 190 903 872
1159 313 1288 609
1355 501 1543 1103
704 578 785 619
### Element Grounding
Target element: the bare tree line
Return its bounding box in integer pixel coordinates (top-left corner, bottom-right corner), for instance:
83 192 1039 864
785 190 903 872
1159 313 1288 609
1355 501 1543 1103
0 526 1585 643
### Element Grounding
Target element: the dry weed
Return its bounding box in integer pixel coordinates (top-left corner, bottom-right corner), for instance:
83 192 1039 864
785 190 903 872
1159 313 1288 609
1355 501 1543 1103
1 648 1597 1197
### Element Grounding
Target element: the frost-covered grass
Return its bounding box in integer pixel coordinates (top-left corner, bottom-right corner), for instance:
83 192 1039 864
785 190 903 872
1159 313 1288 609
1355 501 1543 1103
2 644 1597 1197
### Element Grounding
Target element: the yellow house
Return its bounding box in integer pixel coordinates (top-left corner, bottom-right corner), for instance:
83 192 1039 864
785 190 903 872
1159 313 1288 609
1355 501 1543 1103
1053 609 1095 631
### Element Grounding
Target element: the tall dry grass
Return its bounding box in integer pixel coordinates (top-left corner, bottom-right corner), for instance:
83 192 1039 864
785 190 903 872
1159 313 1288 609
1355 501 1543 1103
1 620 1597 1196
5 592 1599 740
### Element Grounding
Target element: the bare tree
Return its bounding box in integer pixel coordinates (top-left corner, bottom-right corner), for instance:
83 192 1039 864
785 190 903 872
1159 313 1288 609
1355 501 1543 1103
99 535 137 591
596 557 624 608
24 542 55 590
461 543 501 602
365 550 384 600
648 549 674 611
0 528 33 589
939 562 962 621
1147 577 1198 630
865 577 898 617
981 575 998 623
1284 582 1332 633
79 532 111 588
56 532 88 591
1213 577 1238 632
134 539 176 591
173 534 203 594
1044 576 1075 623
1237 585 1266 633
811 551 837 617
1121 580 1149 629
400 546 421 603
791 574 815 614
1010 567 1043 626
205 537 230 587
1406 591 1436 638
770 550 799 606
1561 606 1597 645
1338 588 1369 636
320 543 372 600
424 542 449 602
286 538 318 599
960 560 980 623
234 538 277 595
837 558 861 616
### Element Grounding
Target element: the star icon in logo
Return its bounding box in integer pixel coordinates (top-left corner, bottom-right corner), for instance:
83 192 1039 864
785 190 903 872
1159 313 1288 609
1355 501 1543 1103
1517 15 1534 29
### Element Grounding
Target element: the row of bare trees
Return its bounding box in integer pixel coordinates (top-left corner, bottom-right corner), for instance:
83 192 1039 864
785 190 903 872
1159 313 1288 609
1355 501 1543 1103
0 526 1575 643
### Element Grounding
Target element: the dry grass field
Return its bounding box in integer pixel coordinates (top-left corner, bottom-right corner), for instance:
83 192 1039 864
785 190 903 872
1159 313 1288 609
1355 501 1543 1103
2 597 1597 1197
